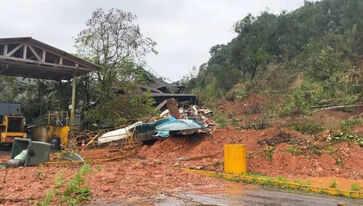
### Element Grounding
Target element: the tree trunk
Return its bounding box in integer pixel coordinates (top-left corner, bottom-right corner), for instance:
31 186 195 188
251 65 257 80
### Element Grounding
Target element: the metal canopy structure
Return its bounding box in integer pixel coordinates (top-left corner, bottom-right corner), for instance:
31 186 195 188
0 37 100 80
0 37 101 133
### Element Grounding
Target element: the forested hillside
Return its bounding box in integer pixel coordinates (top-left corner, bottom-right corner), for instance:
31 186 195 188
184 0 362 115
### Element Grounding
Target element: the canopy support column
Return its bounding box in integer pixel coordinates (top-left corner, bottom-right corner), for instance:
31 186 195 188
70 72 77 136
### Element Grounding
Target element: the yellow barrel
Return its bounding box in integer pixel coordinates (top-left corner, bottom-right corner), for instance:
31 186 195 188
224 144 247 174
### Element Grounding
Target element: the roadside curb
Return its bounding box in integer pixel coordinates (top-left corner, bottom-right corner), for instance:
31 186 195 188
184 169 363 199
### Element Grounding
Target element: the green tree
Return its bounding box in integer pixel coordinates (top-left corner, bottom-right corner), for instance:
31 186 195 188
75 8 157 128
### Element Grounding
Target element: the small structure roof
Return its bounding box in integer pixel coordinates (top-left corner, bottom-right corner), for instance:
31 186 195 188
0 37 100 80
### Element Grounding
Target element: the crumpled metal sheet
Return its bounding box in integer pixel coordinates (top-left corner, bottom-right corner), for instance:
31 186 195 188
156 119 205 131
97 121 143 145
154 119 206 137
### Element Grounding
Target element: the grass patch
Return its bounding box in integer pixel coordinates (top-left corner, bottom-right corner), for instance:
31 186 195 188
62 164 92 205
289 118 324 135
242 115 271 130
335 157 344 167
276 176 287 182
306 141 324 155
38 188 58 206
36 173 65 206
305 180 312 186
248 173 270 179
37 164 92 206
283 146 303 155
264 146 275 161
325 146 334 155
351 182 361 192
340 119 361 133
329 180 337 188
213 111 236 128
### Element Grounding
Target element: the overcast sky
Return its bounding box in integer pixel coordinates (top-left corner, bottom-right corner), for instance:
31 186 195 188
1 0 310 82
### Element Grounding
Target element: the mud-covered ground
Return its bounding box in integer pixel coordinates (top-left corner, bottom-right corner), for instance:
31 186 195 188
139 127 363 179
0 123 362 205
0 147 231 205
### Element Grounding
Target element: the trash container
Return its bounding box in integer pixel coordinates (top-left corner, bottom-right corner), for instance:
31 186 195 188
10 138 31 159
11 138 51 166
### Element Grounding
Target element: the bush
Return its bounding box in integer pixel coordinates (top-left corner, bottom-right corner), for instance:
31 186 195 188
281 81 325 115
340 119 361 133
289 118 324 135
226 83 248 101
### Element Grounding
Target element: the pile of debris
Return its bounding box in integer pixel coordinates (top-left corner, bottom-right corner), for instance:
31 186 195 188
96 98 216 146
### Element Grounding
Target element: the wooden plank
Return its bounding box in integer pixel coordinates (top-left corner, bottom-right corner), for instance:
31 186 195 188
27 45 41 61
42 50 46 62
0 56 91 71
155 100 168 111
23 44 27 59
167 98 180 119
7 44 23 57
3 44 7 56
0 64 72 80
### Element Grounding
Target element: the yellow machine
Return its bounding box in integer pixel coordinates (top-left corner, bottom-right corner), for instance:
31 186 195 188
0 115 27 143
33 111 69 149
47 125 69 149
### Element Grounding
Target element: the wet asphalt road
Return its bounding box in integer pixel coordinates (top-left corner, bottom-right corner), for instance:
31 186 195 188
153 189 363 206
94 187 363 206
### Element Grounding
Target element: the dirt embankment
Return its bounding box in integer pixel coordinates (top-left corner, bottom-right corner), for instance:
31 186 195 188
138 127 363 179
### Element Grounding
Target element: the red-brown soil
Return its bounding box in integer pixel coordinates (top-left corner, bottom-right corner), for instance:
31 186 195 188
138 127 363 179
0 95 362 204
0 150 232 205
0 123 362 205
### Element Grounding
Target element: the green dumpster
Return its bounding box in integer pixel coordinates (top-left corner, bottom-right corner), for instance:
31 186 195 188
10 138 31 159
11 138 51 166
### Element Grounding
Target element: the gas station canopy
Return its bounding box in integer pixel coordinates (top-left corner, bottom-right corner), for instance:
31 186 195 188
0 37 100 80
